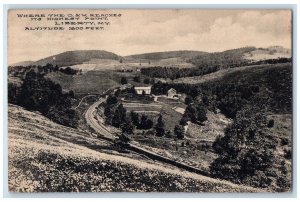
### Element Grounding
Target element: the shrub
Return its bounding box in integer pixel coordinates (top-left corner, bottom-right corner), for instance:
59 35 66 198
284 148 291 159
120 77 128 85
133 76 141 83
174 125 185 139
267 119 275 128
143 78 150 84
210 107 288 191
155 115 165 137
281 138 289 146
106 95 118 106
184 95 193 105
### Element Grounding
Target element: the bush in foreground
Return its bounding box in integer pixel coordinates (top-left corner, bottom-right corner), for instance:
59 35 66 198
210 107 290 191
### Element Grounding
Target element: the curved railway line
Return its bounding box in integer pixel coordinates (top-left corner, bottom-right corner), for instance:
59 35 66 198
84 91 210 177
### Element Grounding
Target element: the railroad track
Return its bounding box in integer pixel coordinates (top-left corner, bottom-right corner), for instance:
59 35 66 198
84 92 210 177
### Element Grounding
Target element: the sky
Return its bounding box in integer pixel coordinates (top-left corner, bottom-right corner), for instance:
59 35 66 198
8 9 292 64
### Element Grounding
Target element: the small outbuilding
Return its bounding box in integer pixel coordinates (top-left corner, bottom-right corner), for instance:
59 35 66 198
167 88 177 98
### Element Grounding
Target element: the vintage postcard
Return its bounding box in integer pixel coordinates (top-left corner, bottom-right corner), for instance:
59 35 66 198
7 9 292 192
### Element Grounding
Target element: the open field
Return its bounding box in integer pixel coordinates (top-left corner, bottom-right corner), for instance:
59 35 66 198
8 104 262 192
120 97 185 132
186 111 232 141
68 57 196 71
123 104 162 114
45 71 119 95
45 70 145 96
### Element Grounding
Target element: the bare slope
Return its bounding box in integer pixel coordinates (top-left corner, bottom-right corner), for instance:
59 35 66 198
8 104 261 192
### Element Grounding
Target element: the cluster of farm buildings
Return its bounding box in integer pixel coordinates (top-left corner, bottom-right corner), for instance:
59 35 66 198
134 86 181 99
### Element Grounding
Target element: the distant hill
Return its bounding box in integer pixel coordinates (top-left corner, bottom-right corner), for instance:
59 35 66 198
189 46 291 69
125 50 208 60
10 50 122 67
188 47 257 69
33 50 121 67
10 60 34 67
244 46 291 61
10 46 291 71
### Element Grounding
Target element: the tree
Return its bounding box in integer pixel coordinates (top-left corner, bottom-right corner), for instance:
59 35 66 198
210 107 286 190
183 102 207 124
130 111 140 127
68 90 75 98
184 104 197 123
104 105 112 124
120 77 128 85
112 104 127 127
103 105 110 117
17 69 79 128
185 95 193 105
145 119 153 129
121 117 134 134
128 86 136 94
114 89 121 97
180 115 189 126
136 114 153 130
174 124 185 139
196 102 207 124
106 95 118 106
133 76 141 83
143 78 150 84
139 114 148 129
155 115 165 137
165 130 172 138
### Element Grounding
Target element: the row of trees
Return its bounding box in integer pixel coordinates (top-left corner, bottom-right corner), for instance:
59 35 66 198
120 75 153 85
133 76 152 84
104 94 156 134
9 64 81 78
103 93 186 139
8 69 79 127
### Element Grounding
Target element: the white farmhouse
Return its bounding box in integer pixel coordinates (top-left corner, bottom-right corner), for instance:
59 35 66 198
134 86 152 95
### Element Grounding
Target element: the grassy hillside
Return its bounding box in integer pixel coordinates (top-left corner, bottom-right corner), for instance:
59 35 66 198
45 71 120 96
10 61 34 67
8 104 261 192
171 63 286 84
244 46 291 61
33 50 121 67
126 50 207 60
188 47 256 68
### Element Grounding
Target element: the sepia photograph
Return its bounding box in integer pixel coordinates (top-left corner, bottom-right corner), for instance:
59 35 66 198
7 8 292 193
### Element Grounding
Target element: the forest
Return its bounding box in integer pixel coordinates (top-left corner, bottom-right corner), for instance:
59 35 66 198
8 65 79 127
141 53 291 80
151 63 292 191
